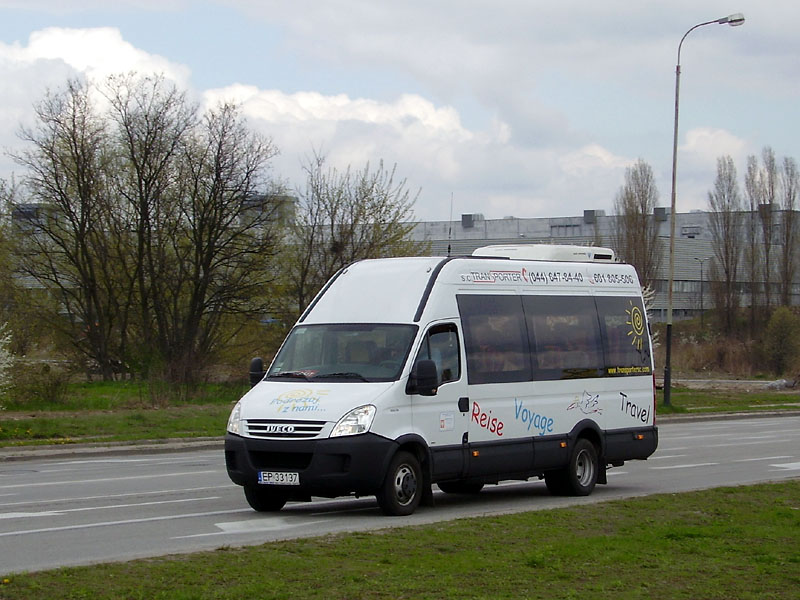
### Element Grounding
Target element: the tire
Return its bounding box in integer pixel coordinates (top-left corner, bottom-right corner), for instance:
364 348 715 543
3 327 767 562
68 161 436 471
376 451 422 516
437 481 484 494
545 438 598 497
544 470 569 495
243 485 288 512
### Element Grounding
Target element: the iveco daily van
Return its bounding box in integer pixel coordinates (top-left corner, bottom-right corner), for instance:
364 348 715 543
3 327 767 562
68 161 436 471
225 245 658 515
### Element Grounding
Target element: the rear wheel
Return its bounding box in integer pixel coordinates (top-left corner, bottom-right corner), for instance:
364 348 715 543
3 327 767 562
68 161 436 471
545 438 598 496
243 485 288 512
376 451 422 516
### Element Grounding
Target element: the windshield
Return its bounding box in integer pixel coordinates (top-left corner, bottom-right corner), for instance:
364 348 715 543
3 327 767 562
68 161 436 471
267 324 418 382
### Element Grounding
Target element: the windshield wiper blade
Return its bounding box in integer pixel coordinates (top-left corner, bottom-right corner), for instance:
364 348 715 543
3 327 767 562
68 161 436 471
313 372 370 382
267 371 312 380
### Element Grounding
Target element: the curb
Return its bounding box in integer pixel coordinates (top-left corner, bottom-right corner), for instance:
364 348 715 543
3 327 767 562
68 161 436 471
2 410 799 463
657 409 800 424
0 437 223 462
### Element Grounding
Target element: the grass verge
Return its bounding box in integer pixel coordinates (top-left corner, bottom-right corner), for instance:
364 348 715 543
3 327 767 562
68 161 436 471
0 382 798 447
0 381 245 446
656 386 800 414
1 480 798 599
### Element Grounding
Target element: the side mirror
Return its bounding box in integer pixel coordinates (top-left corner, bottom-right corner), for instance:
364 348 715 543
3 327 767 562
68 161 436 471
249 357 265 387
410 359 438 396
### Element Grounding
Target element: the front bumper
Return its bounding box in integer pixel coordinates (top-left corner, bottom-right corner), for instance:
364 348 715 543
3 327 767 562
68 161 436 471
224 432 397 498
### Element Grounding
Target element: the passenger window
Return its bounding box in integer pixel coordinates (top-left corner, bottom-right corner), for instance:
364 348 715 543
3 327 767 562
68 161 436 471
457 295 532 384
523 296 604 380
596 296 652 375
415 324 461 384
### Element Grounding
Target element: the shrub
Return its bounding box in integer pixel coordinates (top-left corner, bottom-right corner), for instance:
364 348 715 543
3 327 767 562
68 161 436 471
0 322 12 401
763 307 800 376
9 361 70 407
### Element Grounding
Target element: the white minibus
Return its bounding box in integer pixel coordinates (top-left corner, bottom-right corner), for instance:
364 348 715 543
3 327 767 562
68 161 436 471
225 245 658 515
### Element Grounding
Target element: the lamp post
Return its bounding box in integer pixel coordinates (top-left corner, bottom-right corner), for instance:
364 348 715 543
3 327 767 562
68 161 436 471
663 13 744 407
694 257 708 329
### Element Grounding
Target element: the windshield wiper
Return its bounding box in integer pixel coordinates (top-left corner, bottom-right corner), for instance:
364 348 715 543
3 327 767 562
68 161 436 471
267 371 312 380
313 372 370 382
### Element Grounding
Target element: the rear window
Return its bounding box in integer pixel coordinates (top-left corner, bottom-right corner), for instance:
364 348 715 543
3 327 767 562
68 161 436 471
596 296 652 376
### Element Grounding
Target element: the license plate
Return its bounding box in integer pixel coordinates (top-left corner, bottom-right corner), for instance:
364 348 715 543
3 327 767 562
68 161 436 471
258 471 300 486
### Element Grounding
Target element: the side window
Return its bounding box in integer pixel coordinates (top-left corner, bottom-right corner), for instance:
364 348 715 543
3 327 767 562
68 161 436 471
457 295 532 384
596 296 652 375
523 295 604 380
415 324 461 384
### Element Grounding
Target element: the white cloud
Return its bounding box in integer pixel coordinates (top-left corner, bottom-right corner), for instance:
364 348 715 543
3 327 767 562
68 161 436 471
0 26 191 178
3 0 798 222
20 27 190 85
674 127 749 212
681 127 747 165
203 85 496 211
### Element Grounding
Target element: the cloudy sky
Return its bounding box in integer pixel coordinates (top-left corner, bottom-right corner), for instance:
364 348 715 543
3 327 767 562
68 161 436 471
0 0 797 221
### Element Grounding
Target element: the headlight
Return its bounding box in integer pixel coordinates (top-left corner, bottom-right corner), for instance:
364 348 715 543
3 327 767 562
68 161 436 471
227 401 243 435
330 405 376 437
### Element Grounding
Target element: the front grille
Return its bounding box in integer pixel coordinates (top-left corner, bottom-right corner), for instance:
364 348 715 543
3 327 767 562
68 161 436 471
245 419 326 439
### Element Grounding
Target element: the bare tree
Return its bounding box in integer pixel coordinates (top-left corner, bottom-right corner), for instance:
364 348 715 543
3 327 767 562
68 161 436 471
758 147 778 309
103 73 197 378
612 159 661 288
10 79 123 379
707 156 742 334
10 75 283 383
285 152 426 320
778 156 799 306
154 102 283 382
743 155 762 332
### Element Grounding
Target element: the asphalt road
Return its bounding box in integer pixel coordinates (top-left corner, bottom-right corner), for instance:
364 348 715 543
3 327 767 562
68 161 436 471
1 414 799 576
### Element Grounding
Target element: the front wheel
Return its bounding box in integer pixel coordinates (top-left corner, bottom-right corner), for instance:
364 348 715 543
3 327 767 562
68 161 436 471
243 485 288 512
376 451 422 516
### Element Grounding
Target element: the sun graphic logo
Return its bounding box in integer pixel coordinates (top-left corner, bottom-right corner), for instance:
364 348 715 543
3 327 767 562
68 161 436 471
625 300 645 351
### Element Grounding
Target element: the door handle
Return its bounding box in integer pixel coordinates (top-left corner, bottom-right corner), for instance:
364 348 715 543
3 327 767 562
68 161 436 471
458 397 469 413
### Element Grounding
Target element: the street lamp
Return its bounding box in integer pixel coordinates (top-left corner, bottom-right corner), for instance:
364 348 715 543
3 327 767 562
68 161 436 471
664 13 744 407
694 257 708 329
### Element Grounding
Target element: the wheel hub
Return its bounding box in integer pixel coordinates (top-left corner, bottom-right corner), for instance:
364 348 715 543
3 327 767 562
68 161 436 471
395 465 417 505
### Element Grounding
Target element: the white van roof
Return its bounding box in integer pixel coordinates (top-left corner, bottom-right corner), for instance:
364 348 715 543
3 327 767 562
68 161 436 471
472 244 616 263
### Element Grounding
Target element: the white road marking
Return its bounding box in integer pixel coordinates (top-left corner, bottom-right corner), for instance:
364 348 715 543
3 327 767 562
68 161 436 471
769 462 800 471
175 515 337 540
648 454 687 460
0 470 220 489
0 511 63 519
650 462 719 470
0 508 252 538
0 496 220 519
705 440 795 449
0 486 228 509
734 456 792 463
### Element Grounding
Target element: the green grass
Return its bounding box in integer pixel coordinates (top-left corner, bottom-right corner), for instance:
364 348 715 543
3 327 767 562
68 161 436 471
657 386 800 414
0 381 798 447
0 404 232 445
3 380 248 412
1 480 798 599
0 380 246 446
